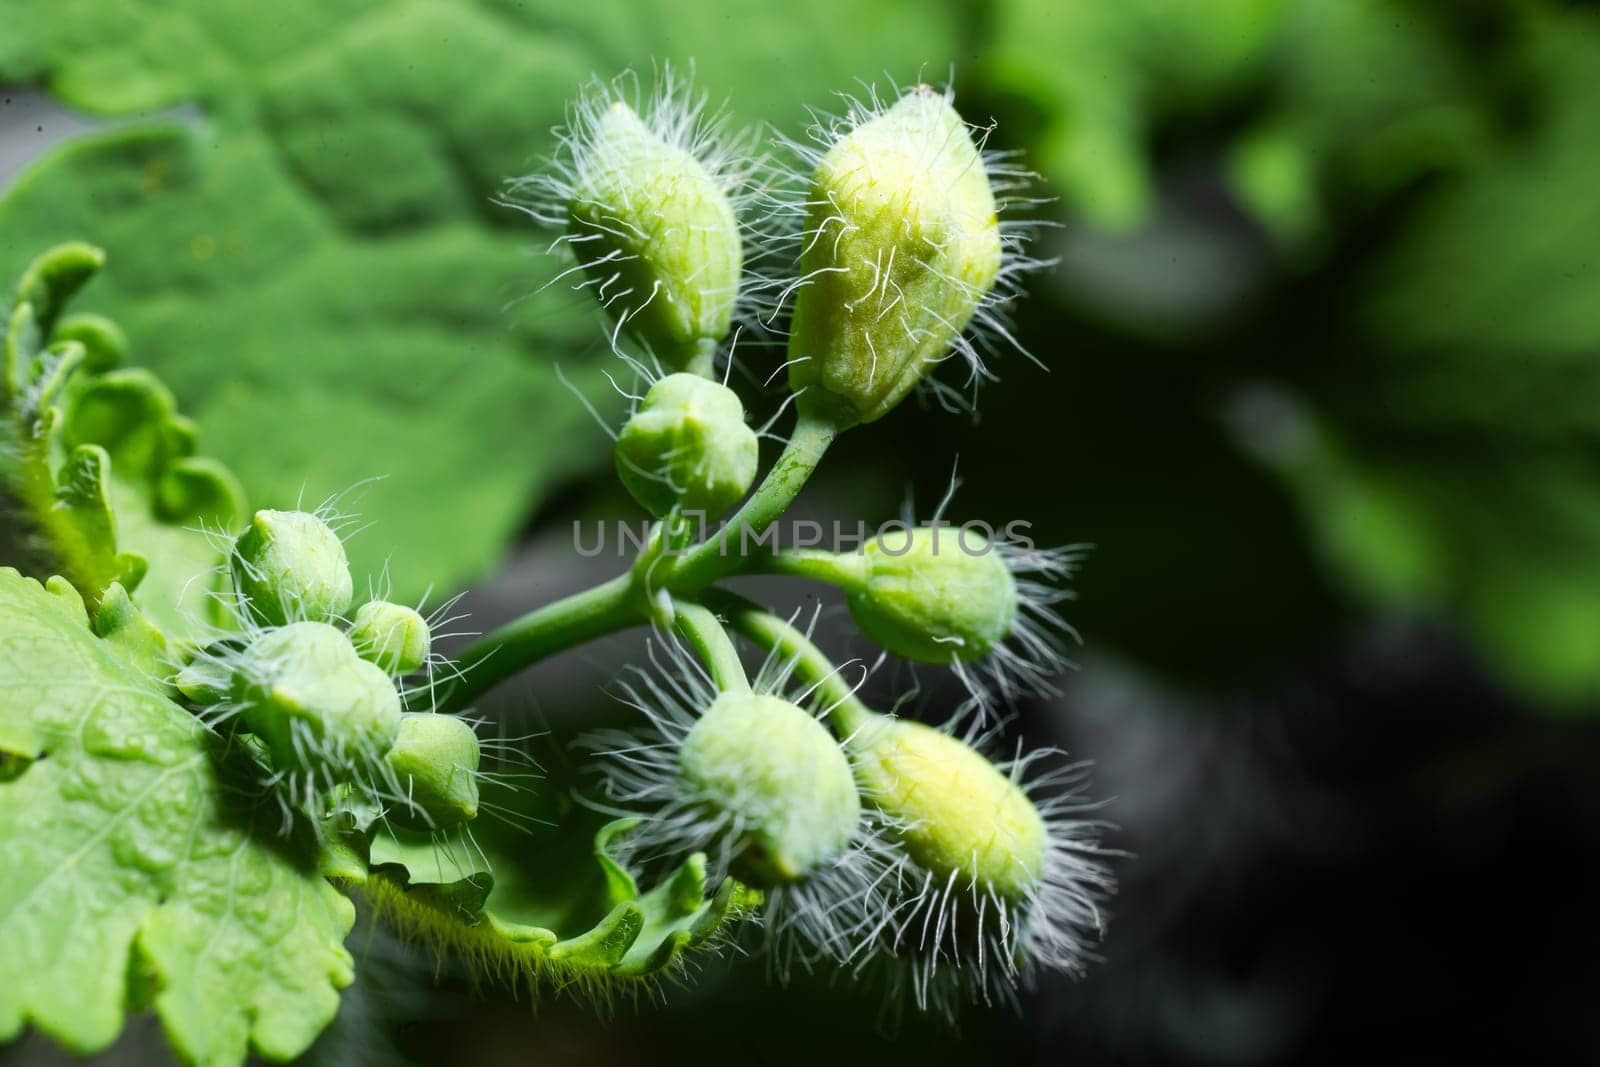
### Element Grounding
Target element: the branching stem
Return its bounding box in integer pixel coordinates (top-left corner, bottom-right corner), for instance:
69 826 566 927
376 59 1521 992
436 572 643 712
697 588 872 736
439 408 844 708
663 409 838 591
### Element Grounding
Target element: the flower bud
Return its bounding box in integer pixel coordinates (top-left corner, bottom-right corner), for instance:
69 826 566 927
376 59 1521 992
614 372 759 516
232 621 402 773
349 599 431 675
230 509 353 626
567 99 742 367
788 87 1003 425
848 714 1044 901
678 692 859 887
383 712 480 829
847 526 1017 664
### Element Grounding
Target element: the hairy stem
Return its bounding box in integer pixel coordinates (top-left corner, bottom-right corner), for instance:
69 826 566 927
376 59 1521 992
697 587 871 735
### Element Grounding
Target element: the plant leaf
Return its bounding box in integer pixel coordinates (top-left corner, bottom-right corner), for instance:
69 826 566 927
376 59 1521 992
983 0 1285 230
0 568 355 1065
0 0 964 605
0 244 246 644
364 780 746 989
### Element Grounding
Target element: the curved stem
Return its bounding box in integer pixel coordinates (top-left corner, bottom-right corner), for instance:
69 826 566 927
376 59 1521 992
672 600 749 693
742 548 869 591
664 409 838 591
434 408 839 710
435 572 643 713
697 587 872 736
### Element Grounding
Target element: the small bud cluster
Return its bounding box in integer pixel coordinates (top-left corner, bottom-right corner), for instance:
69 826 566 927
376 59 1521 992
504 71 1109 1017
184 507 481 834
585 627 1109 1007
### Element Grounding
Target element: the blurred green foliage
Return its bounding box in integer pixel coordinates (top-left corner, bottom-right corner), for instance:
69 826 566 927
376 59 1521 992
969 0 1600 704
5 0 1600 704
0 0 965 604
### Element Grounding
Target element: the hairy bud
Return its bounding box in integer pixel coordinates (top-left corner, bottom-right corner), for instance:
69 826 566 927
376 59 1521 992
230 509 353 626
788 87 1002 425
678 692 859 886
349 600 431 675
567 98 742 367
384 712 480 829
847 526 1017 664
232 621 402 773
614 372 759 516
849 714 1044 900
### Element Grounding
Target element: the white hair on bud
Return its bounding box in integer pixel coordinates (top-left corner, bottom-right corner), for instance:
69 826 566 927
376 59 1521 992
501 64 771 368
852 712 1115 1016
892 473 1091 713
761 77 1055 413
580 613 892 975
956 539 1091 711
171 495 505 840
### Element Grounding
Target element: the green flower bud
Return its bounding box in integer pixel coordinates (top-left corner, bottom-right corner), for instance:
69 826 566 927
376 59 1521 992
230 509 353 626
788 87 1003 425
847 526 1017 664
232 621 402 773
678 692 859 887
176 655 232 706
614 372 759 516
384 712 480 829
348 599 431 675
566 98 742 368
849 715 1045 901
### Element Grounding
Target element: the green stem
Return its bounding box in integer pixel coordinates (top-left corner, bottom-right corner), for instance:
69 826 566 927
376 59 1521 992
684 336 718 378
697 588 872 736
672 600 749 692
436 572 644 713
665 409 838 590
434 407 840 710
742 548 869 591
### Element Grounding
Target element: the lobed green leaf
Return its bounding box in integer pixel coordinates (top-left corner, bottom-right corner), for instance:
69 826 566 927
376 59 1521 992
0 568 354 1066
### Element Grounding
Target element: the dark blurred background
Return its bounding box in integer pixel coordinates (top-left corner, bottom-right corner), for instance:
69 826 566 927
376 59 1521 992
4 0 1599 1063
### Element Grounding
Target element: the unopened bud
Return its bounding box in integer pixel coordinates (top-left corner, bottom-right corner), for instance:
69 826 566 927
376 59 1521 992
568 99 742 367
678 692 859 886
789 87 1002 425
614 372 758 516
349 600 431 675
848 526 1017 664
232 621 401 773
384 712 480 829
849 714 1044 900
230 509 353 626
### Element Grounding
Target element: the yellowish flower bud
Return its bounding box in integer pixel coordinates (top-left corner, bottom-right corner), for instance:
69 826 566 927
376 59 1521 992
849 714 1044 900
788 87 1003 425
